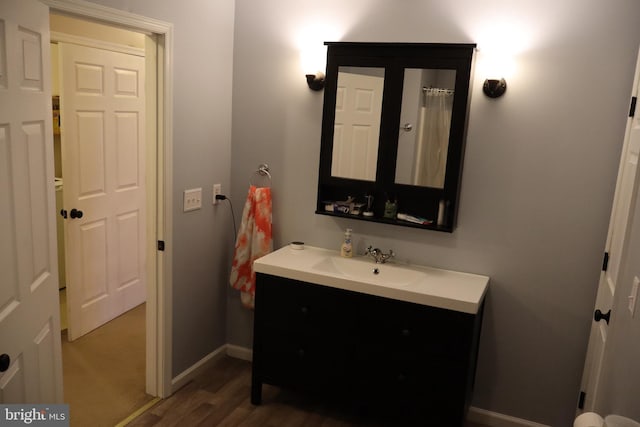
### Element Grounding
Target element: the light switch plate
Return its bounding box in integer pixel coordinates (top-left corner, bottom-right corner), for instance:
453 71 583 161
629 276 639 317
183 188 202 212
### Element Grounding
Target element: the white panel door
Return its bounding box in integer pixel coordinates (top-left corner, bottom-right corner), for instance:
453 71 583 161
579 48 640 411
59 42 146 341
332 71 384 181
0 0 63 403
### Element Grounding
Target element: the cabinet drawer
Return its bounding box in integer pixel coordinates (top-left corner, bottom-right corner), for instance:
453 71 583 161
256 274 351 331
355 293 475 360
357 358 467 416
257 326 355 389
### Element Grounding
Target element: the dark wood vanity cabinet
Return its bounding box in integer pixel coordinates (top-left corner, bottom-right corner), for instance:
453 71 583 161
251 273 484 426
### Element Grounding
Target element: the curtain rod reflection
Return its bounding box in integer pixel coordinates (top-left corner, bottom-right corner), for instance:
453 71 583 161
422 87 454 95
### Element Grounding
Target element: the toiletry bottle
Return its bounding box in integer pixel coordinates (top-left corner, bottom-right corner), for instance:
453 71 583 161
384 199 397 219
340 228 353 258
437 199 449 227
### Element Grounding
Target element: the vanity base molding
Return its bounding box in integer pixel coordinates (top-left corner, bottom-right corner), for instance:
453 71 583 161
251 273 485 426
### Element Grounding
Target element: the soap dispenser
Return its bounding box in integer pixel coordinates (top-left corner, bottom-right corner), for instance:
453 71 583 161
340 228 353 258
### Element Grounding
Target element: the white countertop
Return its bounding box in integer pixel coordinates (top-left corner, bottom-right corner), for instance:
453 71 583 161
253 245 489 314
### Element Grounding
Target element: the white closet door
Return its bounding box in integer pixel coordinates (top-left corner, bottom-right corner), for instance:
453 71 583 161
59 42 146 341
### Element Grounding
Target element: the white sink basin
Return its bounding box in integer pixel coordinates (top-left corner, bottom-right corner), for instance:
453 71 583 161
311 256 425 287
253 245 489 314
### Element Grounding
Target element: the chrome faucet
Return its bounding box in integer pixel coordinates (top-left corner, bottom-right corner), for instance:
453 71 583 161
366 246 395 264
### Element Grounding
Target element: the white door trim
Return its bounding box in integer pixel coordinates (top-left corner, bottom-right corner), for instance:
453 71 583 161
51 31 145 57
41 0 174 399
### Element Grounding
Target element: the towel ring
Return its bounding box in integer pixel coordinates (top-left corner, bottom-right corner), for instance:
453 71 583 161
250 164 271 187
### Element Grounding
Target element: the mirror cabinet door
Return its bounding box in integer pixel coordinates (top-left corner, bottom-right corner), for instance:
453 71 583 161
395 68 456 189
332 67 385 181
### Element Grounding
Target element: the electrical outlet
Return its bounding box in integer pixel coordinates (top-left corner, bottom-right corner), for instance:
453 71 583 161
183 188 202 212
213 184 222 205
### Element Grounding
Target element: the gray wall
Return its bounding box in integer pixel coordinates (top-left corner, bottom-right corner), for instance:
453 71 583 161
229 0 640 425
84 0 235 376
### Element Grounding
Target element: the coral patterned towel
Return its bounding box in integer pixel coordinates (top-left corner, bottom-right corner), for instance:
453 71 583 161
230 185 272 309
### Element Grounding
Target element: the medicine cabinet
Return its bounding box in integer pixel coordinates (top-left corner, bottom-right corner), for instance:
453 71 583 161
316 42 475 232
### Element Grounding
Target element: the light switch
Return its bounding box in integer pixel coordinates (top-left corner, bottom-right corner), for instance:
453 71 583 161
183 188 202 212
629 276 639 317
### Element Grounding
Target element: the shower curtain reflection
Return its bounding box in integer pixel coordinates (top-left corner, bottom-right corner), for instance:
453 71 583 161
412 88 453 188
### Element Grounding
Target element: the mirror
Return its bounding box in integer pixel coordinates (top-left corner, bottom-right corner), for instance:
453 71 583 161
331 66 385 181
395 68 455 188
316 42 475 232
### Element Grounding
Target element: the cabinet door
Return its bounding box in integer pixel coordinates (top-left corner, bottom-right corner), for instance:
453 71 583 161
352 292 474 408
254 275 355 389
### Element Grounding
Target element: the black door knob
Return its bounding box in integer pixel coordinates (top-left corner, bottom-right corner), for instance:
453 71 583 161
70 208 83 219
60 209 67 218
594 309 611 324
0 354 10 372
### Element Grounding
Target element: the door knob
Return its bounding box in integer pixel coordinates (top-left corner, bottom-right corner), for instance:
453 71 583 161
60 209 67 218
0 354 10 372
69 208 83 219
594 309 611 324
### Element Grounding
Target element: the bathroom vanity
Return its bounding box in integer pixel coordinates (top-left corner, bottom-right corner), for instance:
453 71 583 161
251 246 489 425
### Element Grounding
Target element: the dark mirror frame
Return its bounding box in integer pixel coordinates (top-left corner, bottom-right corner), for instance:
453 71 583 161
316 42 476 232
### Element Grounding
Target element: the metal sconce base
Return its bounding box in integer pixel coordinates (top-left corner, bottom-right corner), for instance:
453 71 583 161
306 73 325 91
483 78 507 98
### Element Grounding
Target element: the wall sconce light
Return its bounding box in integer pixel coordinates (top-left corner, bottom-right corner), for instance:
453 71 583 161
306 71 325 91
478 48 513 99
483 78 507 98
300 41 327 91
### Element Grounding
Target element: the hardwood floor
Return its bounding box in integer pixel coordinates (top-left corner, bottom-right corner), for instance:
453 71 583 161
128 356 487 427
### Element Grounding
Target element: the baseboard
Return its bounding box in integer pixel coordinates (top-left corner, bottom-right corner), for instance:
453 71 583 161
468 407 551 427
226 344 252 361
170 344 252 393
170 344 228 393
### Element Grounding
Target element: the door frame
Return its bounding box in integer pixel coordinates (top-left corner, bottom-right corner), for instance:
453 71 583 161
41 0 174 399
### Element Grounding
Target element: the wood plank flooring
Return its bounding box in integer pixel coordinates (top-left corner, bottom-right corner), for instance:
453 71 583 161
128 356 487 427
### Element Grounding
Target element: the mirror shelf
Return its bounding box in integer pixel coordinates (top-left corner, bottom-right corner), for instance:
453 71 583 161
316 42 476 232
316 210 454 232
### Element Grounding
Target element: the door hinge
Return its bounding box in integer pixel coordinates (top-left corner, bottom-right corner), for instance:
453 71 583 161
578 391 586 409
157 240 165 251
630 96 637 117
602 251 609 272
